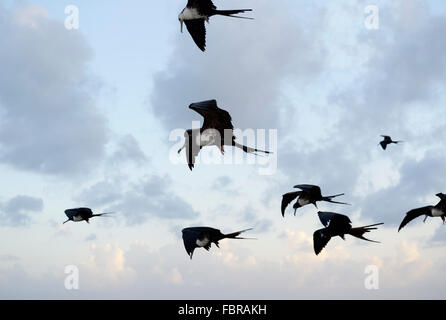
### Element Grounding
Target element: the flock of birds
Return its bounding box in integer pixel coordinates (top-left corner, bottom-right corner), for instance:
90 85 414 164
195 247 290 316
62 1 445 259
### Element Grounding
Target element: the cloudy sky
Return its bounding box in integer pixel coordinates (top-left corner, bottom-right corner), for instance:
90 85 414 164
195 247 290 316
1 0 446 299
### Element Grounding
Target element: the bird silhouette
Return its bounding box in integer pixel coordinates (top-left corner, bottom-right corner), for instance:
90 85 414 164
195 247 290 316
178 0 252 51
63 208 113 224
182 226 253 259
178 100 270 170
398 193 446 231
313 211 383 255
379 135 403 150
281 184 349 217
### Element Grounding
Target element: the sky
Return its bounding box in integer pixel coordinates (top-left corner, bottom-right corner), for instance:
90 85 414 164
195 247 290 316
0 0 446 299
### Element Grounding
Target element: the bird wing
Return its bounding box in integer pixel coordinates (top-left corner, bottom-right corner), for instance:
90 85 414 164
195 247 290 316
64 209 78 219
189 100 233 133
184 130 201 171
187 0 216 14
182 228 202 259
380 141 387 150
293 184 320 197
317 211 351 227
184 19 207 52
313 228 332 255
281 191 301 217
398 206 433 231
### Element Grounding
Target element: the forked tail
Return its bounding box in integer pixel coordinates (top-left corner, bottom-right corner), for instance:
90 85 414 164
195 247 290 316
214 9 253 19
223 228 255 240
322 193 350 205
92 212 115 218
349 223 384 242
233 141 271 155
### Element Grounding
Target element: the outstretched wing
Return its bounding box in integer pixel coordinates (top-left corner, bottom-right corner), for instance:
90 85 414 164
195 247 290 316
184 19 207 51
182 228 202 259
380 141 387 150
294 184 321 197
313 228 332 255
189 100 233 132
187 0 216 14
317 211 351 227
281 191 301 217
398 206 432 231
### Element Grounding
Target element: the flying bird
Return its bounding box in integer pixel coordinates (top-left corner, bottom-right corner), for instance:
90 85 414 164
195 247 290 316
182 227 253 259
398 193 446 231
313 211 383 255
63 208 112 224
178 0 253 51
177 100 271 170
281 184 349 217
379 135 403 150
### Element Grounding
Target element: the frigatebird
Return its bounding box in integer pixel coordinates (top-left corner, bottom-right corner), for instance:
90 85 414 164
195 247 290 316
178 0 252 51
313 211 383 255
379 135 403 150
63 208 112 224
398 193 446 231
182 227 253 259
177 100 270 170
281 184 349 217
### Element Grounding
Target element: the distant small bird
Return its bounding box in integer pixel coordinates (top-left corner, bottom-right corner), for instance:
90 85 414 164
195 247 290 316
182 226 253 259
379 135 403 150
313 211 383 255
281 184 349 217
398 193 446 231
63 208 112 224
178 100 270 170
178 0 252 51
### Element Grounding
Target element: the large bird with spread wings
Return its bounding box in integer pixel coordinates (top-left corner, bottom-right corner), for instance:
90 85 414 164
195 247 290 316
398 193 446 231
178 100 270 171
63 208 113 224
182 227 253 259
178 0 252 51
281 184 349 217
379 135 403 150
313 211 383 255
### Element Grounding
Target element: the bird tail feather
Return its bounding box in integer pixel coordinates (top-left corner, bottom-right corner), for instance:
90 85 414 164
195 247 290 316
92 212 115 218
214 9 253 19
223 228 256 240
349 223 384 242
322 194 350 205
233 142 271 154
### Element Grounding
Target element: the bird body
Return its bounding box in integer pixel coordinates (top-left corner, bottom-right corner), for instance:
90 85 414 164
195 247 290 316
379 135 402 150
281 184 349 216
313 211 383 255
178 0 252 51
398 193 446 231
179 7 206 21
178 100 270 170
182 226 253 259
